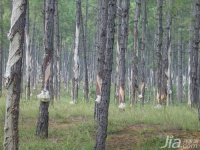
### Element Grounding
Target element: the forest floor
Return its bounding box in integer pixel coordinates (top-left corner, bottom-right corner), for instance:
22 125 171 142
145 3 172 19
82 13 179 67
106 123 200 150
0 90 200 150
48 116 200 150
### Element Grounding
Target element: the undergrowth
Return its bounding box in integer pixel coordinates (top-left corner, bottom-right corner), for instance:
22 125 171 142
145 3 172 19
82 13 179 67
0 86 199 149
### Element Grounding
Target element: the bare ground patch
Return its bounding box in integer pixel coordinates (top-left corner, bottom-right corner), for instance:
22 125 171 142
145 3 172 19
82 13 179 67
106 124 200 150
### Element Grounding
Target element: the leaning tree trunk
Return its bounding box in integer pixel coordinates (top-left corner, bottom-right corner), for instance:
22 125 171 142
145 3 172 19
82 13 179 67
140 0 146 106
119 0 130 105
94 0 108 120
3 0 27 149
72 0 81 103
95 0 116 149
36 0 55 138
157 0 163 105
132 0 141 106
25 0 31 101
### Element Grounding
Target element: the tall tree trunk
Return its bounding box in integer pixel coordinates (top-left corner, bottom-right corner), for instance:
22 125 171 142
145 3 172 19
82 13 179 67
33 41 39 93
168 43 174 106
152 33 157 102
192 1 200 108
119 0 130 105
64 44 69 93
188 4 194 106
43 0 46 35
72 0 81 103
132 0 141 105
0 1 3 98
177 31 183 103
36 0 55 138
25 0 31 101
95 0 116 149
49 48 54 105
30 14 36 87
94 0 108 120
3 0 27 149
193 0 200 123
166 0 173 106
157 0 163 105
81 0 89 102
115 0 122 104
54 0 59 101
140 0 146 106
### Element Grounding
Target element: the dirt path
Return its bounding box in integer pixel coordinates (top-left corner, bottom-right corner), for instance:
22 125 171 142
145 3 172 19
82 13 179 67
106 124 200 150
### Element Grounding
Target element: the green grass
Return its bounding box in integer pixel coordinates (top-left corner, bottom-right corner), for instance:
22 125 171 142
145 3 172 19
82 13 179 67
0 86 199 150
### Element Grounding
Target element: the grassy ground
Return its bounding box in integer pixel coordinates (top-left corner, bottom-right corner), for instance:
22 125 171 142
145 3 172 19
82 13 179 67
0 87 200 150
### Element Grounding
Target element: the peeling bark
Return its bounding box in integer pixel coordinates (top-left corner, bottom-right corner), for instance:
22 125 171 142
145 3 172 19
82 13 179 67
95 0 116 149
94 0 108 121
72 0 81 103
3 0 27 149
25 0 30 101
119 0 130 105
132 0 141 105
115 0 122 104
165 0 173 106
36 0 55 138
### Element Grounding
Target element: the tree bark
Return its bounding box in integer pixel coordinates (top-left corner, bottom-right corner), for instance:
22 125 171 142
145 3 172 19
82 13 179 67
156 0 163 105
132 0 141 105
188 4 194 106
192 1 200 108
165 0 173 106
192 0 200 122
94 0 108 120
36 0 55 138
72 0 81 103
119 0 130 105
140 0 146 106
177 31 183 103
54 0 60 101
168 43 174 106
25 0 31 101
115 0 122 104
81 0 89 102
0 1 3 98
30 14 36 87
3 0 27 149
95 0 116 149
